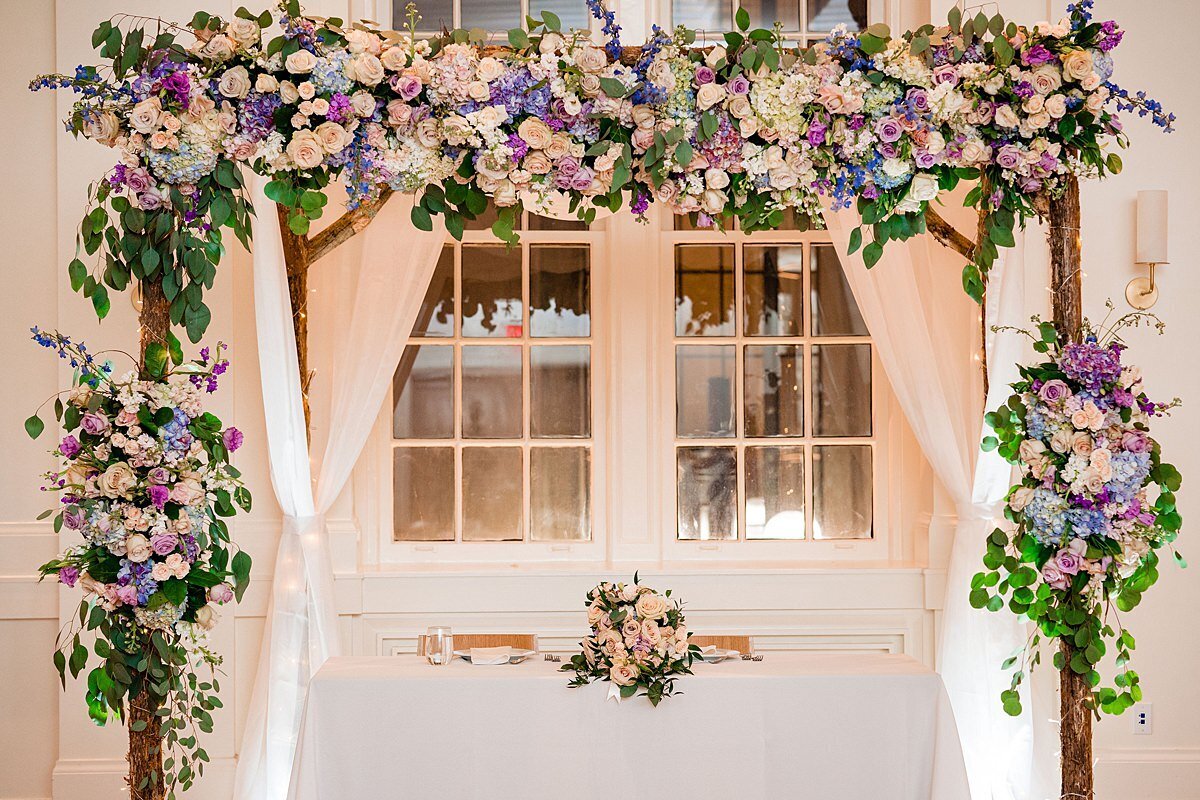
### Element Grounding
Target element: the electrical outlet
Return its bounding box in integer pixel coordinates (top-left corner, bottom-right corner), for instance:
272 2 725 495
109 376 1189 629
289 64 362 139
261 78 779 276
1133 702 1153 735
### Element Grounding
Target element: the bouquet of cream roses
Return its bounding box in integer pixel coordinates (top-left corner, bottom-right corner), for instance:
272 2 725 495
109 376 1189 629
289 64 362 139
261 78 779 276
562 574 696 705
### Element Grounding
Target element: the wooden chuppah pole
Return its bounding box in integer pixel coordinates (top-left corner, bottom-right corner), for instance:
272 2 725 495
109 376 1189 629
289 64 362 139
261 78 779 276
131 275 171 800
273 188 395 434
1047 174 1092 800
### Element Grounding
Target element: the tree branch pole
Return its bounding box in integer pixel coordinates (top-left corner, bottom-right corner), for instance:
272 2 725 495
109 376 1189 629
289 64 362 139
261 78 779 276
1047 175 1092 800
132 274 171 800
275 188 395 434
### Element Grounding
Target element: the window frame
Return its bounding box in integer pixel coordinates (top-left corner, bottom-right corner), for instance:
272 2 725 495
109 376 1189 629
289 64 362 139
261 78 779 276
386 0 603 38
372 214 610 565
656 211 893 563
663 0 885 42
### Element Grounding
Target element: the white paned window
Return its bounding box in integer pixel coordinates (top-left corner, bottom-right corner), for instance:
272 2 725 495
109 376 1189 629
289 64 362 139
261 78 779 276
393 0 595 36
665 215 876 550
383 210 606 561
670 0 869 44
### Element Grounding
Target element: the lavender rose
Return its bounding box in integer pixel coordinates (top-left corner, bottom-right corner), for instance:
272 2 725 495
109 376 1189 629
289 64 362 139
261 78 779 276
150 532 178 556
875 117 903 143
80 412 110 435
59 566 80 587
209 582 235 604
1038 379 1072 404
1055 550 1082 575
59 435 81 458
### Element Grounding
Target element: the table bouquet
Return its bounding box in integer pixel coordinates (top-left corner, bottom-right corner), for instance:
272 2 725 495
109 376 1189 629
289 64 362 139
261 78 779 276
562 574 696 705
972 307 1183 715
25 328 251 792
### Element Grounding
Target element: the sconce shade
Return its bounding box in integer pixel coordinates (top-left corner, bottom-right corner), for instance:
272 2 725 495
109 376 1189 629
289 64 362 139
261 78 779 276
1136 190 1169 264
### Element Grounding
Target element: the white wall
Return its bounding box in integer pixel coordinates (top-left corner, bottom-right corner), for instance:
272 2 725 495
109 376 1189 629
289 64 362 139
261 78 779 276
1 1 1196 799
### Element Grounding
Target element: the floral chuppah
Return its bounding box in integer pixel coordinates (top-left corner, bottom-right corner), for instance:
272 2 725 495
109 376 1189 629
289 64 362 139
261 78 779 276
30 0 1179 798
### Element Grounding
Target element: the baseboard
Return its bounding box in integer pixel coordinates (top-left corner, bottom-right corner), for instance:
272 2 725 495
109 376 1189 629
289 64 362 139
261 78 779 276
1096 748 1200 799
52 756 235 800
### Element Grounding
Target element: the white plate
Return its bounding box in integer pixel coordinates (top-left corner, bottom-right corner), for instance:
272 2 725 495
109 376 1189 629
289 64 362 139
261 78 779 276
700 649 741 664
454 649 537 664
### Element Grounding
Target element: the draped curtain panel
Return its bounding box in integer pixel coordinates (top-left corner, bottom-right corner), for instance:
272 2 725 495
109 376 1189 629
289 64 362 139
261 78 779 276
235 180 446 800
822 203 1035 800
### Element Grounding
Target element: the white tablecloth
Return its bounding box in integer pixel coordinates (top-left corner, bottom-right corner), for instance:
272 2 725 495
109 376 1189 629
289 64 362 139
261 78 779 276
288 653 969 800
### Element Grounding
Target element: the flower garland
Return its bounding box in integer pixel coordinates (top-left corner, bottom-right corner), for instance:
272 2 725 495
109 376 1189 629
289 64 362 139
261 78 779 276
25 329 252 794
971 306 1183 715
562 575 696 705
33 0 1172 341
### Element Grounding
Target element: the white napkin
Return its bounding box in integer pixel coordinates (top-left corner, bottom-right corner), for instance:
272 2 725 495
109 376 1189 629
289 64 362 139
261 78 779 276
469 646 512 665
699 645 717 656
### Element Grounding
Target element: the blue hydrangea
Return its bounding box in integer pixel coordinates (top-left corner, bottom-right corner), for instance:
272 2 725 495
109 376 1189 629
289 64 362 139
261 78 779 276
1107 451 1152 503
1025 405 1050 441
148 139 218 184
312 51 352 95
1065 507 1109 539
161 407 195 452
1024 487 1068 545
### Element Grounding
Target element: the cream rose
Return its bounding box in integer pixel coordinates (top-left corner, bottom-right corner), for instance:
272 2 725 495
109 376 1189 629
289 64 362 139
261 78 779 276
544 133 571 160
347 53 385 86
98 462 137 498
575 46 607 74
198 34 235 61
635 592 669 620
128 97 163 135
380 46 408 72
125 534 152 563
386 99 413 127
345 28 382 56
298 81 316 100
538 32 565 54
314 121 352 153
286 129 325 169
704 168 730 190
1008 486 1035 512
350 91 377 117
227 18 261 49
994 104 1020 128
696 82 726 111
1044 94 1068 118
194 603 219 631
646 60 675 91
1031 64 1062 94
523 151 552 174
476 57 505 83
285 49 318 74
84 111 122 146
517 117 553 150
466 80 490 102
279 80 300 104
1062 49 1095 82
610 663 638 686
218 65 251 99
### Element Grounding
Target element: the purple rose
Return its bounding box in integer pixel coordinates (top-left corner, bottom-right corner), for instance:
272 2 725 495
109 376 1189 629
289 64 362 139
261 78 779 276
222 427 244 452
1040 562 1068 590
397 75 422 101
727 75 750 95
116 584 139 606
694 66 716 85
1121 431 1150 453
124 167 153 194
1021 44 1055 66
80 412 109 436
59 435 81 458
150 532 178 556
905 88 929 112
914 150 936 169
569 167 595 192
63 506 85 530
138 188 165 211
1055 550 1082 575
807 121 827 147
874 117 903 143
877 141 898 159
1038 379 1072 404
59 566 80 588
209 582 235 604
995 145 1022 171
556 156 580 178
148 467 171 484
148 484 171 510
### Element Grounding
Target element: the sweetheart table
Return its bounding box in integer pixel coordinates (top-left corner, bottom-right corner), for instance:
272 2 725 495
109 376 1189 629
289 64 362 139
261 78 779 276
287 652 970 800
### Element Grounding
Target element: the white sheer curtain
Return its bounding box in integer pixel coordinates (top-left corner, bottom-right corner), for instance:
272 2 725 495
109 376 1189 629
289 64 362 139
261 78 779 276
235 180 446 800
822 203 1033 800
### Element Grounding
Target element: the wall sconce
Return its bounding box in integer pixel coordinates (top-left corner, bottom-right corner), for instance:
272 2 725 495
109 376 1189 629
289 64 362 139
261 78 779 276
1126 190 1168 310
